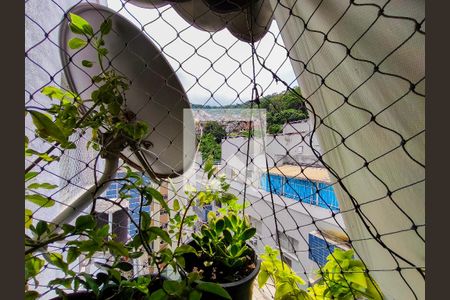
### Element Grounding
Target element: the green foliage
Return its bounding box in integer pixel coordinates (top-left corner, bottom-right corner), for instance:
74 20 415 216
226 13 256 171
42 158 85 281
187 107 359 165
203 121 227 143
199 134 221 161
307 249 384 300
199 86 308 134
258 246 384 300
268 123 283 134
26 12 149 160
258 246 311 300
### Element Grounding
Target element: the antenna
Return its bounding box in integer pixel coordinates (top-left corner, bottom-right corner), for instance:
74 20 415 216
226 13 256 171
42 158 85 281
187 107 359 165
53 3 196 226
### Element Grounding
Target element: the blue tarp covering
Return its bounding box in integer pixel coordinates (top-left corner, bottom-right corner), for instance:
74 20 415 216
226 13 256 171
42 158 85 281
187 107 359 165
284 177 317 205
261 173 284 194
318 182 340 211
261 173 340 211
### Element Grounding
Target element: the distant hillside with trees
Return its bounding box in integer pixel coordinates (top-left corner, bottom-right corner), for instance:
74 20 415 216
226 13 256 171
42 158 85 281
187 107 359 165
194 87 308 161
192 87 308 134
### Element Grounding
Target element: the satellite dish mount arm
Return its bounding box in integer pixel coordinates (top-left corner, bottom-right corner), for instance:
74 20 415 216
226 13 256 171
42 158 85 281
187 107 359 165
51 134 128 227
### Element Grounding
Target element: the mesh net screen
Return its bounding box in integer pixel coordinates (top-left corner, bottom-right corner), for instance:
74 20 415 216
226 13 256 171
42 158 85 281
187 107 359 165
25 0 425 299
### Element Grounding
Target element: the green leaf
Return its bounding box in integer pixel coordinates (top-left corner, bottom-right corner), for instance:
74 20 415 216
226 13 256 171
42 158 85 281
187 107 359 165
173 199 180 211
148 226 172 245
25 148 59 162
140 211 151 230
28 110 68 144
230 244 239 257
149 289 168 300
25 171 38 182
25 291 40 300
258 269 270 288
25 256 45 280
98 47 108 56
241 227 256 241
69 22 84 35
100 18 112 35
75 215 95 232
82 60 93 68
49 278 73 289
115 261 133 272
174 245 197 256
35 220 48 236
216 219 226 234
344 267 367 289
62 224 75 234
95 224 110 239
189 290 202 300
147 187 170 212
106 240 129 257
68 37 87 49
81 273 99 295
196 282 231 299
222 229 232 244
27 183 58 190
41 86 76 101
69 13 94 36
26 194 55 207
25 209 33 229
129 251 143 259
364 275 384 300
67 247 80 264
43 253 68 273
204 158 213 174
163 280 182 296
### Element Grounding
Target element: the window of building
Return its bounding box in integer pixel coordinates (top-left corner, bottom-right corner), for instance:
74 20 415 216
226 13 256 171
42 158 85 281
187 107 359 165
94 210 129 243
277 230 299 252
308 231 350 267
281 254 293 267
249 216 262 235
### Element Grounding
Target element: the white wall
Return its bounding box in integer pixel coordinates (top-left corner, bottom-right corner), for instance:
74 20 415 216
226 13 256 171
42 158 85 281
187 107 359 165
229 180 346 283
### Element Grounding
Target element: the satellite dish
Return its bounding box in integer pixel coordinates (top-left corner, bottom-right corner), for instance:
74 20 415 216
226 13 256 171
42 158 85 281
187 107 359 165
201 0 250 14
128 0 190 9
60 3 196 179
227 0 273 43
172 0 237 32
128 0 170 9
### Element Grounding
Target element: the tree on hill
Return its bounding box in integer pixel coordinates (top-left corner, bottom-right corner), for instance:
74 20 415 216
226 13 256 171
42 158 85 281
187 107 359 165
203 121 227 143
261 87 308 134
199 133 221 162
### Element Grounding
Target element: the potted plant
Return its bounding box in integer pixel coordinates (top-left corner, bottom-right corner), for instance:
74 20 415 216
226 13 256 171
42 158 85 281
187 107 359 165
257 246 384 300
169 159 260 300
183 210 260 300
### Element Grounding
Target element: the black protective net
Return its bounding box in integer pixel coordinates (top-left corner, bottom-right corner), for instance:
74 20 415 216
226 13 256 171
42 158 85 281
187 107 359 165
25 0 425 299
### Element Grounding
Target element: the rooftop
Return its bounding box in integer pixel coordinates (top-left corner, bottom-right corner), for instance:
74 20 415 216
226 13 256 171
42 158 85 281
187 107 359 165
268 165 332 184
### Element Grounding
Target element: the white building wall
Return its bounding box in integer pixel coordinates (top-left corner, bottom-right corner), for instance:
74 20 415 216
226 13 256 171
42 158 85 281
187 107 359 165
228 179 346 283
220 118 347 282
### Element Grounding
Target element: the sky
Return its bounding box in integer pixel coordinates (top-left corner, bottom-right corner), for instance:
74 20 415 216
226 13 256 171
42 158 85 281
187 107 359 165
107 0 298 106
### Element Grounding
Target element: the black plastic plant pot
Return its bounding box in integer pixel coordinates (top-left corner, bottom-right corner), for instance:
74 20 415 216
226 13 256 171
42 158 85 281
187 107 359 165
209 259 260 300
49 275 164 300
183 241 261 300
49 291 96 300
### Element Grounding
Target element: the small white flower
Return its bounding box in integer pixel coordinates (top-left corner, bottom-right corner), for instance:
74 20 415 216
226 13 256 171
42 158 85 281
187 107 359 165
208 178 221 192
184 184 196 194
